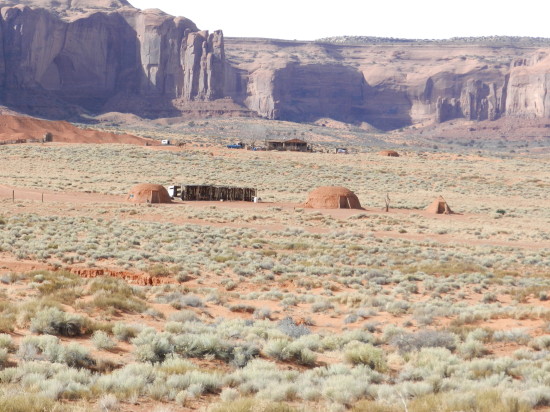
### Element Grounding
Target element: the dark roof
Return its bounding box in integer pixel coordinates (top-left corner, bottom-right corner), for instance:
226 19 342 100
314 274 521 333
284 139 307 144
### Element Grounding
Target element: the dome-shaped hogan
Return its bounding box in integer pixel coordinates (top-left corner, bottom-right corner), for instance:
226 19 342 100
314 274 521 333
304 186 362 209
126 184 171 204
379 150 400 157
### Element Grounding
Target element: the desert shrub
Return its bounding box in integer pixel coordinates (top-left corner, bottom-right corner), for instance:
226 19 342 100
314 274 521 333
386 300 411 315
132 328 175 363
147 264 172 277
210 398 298 412
0 392 59 412
91 277 146 313
481 292 498 303
529 335 550 351
90 277 137 296
172 333 259 366
0 314 15 333
165 369 223 395
34 270 82 297
311 300 333 313
458 340 489 360
344 343 386 372
253 307 272 320
63 342 95 368
382 325 407 343
352 400 401 411
92 331 116 350
220 387 240 402
181 294 204 307
229 304 256 313
168 310 199 323
30 307 89 336
157 356 196 375
98 394 119 412
0 334 15 352
492 329 531 344
263 339 316 366
391 330 458 353
17 335 94 368
112 322 142 341
93 294 146 313
344 313 359 324
522 386 550 407
0 348 7 367
278 317 310 338
409 390 531 412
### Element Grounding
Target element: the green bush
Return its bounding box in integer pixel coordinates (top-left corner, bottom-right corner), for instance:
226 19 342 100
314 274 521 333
344 343 386 372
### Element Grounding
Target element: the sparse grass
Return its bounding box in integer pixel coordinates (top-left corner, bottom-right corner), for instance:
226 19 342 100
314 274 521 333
210 398 299 412
0 393 59 412
0 123 548 411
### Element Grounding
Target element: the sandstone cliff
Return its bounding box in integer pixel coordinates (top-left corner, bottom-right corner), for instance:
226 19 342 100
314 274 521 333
0 2 225 117
1 1 550 130
224 38 550 130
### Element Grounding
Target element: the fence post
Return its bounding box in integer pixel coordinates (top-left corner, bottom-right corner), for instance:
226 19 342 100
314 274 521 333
12 190 14 203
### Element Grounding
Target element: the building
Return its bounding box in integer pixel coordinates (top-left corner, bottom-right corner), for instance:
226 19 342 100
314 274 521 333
266 138 311 152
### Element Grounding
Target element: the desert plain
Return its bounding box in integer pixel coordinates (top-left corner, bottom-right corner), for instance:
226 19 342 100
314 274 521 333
0 114 548 412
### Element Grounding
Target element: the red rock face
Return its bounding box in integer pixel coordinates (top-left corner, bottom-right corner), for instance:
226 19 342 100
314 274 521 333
0 3 224 117
1 2 550 129
225 38 550 130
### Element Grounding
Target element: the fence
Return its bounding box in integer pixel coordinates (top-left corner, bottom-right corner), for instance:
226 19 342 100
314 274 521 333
177 185 257 201
0 138 42 146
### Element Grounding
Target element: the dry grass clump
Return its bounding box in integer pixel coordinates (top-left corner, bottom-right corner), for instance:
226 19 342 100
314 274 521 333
0 392 61 412
210 398 299 412
89 277 147 313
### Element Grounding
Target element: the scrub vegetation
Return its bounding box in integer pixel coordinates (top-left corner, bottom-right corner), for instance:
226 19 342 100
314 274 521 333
0 121 548 411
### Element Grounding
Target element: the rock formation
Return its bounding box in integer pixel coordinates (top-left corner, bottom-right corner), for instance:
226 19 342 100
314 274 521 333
224 37 550 130
1 1 550 129
0 1 225 117
506 53 550 118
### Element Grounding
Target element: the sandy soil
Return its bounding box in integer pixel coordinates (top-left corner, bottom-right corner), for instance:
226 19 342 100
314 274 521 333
0 114 157 145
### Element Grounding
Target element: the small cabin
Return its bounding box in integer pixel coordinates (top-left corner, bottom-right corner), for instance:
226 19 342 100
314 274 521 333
161 139 171 145
266 139 310 152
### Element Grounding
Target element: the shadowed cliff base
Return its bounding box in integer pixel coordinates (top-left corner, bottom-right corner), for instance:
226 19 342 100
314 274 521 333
271 63 412 130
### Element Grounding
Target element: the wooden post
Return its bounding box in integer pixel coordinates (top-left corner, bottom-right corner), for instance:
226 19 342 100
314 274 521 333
42 193 44 203
12 190 14 203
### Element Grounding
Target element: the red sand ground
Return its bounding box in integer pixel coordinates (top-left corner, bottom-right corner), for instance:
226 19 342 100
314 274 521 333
1 184 548 251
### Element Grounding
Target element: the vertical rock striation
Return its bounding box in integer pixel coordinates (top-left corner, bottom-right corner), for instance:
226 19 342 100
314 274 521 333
0 2 226 116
